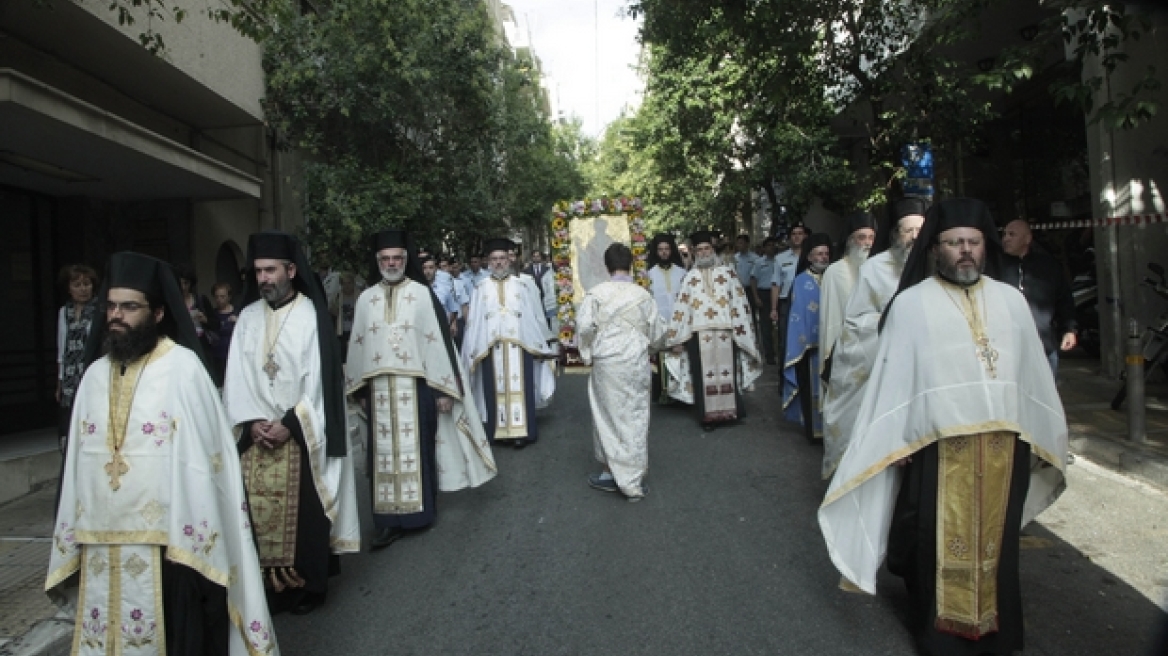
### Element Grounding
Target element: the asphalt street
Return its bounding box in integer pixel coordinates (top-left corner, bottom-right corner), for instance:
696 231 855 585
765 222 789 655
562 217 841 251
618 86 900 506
272 369 1168 656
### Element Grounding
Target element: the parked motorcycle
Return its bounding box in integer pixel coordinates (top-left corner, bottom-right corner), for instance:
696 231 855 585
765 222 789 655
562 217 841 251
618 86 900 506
1110 262 1168 411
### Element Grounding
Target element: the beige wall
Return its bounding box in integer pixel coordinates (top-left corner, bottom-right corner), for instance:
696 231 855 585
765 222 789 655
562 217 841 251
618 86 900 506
77 0 264 120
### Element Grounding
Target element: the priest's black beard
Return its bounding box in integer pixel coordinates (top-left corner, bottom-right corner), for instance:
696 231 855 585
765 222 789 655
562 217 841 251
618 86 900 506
105 314 159 364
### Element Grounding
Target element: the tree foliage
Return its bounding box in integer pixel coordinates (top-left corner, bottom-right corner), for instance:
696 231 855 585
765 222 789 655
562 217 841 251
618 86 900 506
258 0 582 266
625 0 1159 221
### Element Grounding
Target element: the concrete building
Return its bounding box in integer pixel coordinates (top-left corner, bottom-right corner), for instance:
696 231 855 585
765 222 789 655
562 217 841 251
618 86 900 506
0 1 302 434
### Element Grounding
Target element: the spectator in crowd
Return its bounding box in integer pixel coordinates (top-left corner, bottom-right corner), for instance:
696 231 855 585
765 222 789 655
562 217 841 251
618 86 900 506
56 264 100 453
209 282 239 386
173 263 218 355
1000 219 1077 377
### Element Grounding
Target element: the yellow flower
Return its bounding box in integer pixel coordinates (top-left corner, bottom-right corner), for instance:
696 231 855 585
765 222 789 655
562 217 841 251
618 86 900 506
551 239 564 250
557 292 571 305
551 217 566 230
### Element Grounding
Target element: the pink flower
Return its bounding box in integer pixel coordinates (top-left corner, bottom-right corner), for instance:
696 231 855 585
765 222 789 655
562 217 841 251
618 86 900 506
251 620 262 632
90 608 100 619
183 525 194 536
142 422 155 434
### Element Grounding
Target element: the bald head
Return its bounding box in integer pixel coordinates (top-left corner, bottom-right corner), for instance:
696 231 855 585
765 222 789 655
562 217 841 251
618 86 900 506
1001 220 1032 257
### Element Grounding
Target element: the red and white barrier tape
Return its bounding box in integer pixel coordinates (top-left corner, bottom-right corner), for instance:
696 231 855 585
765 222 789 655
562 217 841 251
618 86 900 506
1031 213 1167 230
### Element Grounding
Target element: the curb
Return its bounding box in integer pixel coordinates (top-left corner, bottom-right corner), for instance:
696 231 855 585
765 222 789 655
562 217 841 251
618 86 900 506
1069 433 1168 492
0 616 71 656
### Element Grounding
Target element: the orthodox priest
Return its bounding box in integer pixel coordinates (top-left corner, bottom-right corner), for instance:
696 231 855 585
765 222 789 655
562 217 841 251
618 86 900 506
818 198 1068 656
462 238 557 448
224 232 361 616
345 229 497 550
578 244 669 501
781 233 833 441
48 252 277 655
646 233 686 404
817 212 877 378
663 230 762 430
821 199 926 478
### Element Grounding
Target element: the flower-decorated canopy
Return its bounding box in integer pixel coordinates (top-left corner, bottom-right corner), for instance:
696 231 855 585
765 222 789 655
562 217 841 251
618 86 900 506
549 197 648 361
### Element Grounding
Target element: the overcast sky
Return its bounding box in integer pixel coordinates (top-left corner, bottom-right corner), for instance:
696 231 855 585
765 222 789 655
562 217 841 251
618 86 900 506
503 0 644 137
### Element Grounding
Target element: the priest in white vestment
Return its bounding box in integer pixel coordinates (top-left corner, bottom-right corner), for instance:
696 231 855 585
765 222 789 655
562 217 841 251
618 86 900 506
821 199 927 478
781 233 833 441
462 238 557 449
48 252 277 656
224 232 360 616
578 244 668 501
345 229 496 550
646 233 686 404
817 211 876 379
818 198 1068 656
663 231 762 429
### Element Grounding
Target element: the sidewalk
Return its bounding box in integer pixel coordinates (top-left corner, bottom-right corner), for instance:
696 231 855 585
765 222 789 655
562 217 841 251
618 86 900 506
0 358 1165 655
1058 355 1168 490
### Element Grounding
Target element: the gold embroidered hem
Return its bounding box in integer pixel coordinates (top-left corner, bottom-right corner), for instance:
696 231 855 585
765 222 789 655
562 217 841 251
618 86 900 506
492 342 528 439
935 431 1015 638
240 439 302 568
371 375 424 515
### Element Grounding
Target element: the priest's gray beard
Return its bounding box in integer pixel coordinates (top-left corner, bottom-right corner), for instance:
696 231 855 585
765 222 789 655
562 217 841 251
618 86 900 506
104 314 159 364
260 277 294 304
890 240 913 264
380 266 405 283
846 243 870 260
936 253 983 286
490 265 510 280
694 254 718 269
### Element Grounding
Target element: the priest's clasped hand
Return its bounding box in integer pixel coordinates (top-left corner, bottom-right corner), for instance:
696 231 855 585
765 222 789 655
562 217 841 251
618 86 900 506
436 397 453 414
251 420 292 449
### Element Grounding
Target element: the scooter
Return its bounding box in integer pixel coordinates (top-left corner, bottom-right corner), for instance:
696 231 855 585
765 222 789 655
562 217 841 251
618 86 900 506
1110 262 1168 411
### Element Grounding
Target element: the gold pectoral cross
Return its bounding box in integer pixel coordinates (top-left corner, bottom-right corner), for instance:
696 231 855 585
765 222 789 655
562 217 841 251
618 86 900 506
105 452 129 491
976 336 999 379
263 353 280 382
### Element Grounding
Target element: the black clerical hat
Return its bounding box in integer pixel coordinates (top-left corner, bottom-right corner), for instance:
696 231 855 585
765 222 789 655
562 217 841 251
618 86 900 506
892 198 929 221
797 233 835 274
372 229 409 251
689 230 716 247
846 211 877 235
483 237 517 255
249 232 297 261
83 251 207 372
107 251 166 302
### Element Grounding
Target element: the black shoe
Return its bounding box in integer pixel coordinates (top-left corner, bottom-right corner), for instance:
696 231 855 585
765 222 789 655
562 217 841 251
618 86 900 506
513 439 529 450
370 527 405 551
291 592 325 615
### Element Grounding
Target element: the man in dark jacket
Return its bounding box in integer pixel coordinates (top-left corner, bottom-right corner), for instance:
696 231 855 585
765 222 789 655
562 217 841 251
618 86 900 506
1000 219 1077 376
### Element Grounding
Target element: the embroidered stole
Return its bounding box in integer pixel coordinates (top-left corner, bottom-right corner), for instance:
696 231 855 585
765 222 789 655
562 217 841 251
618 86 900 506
698 329 737 422
935 431 1016 638
370 375 423 515
240 440 302 568
492 343 528 439
74 544 165 655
